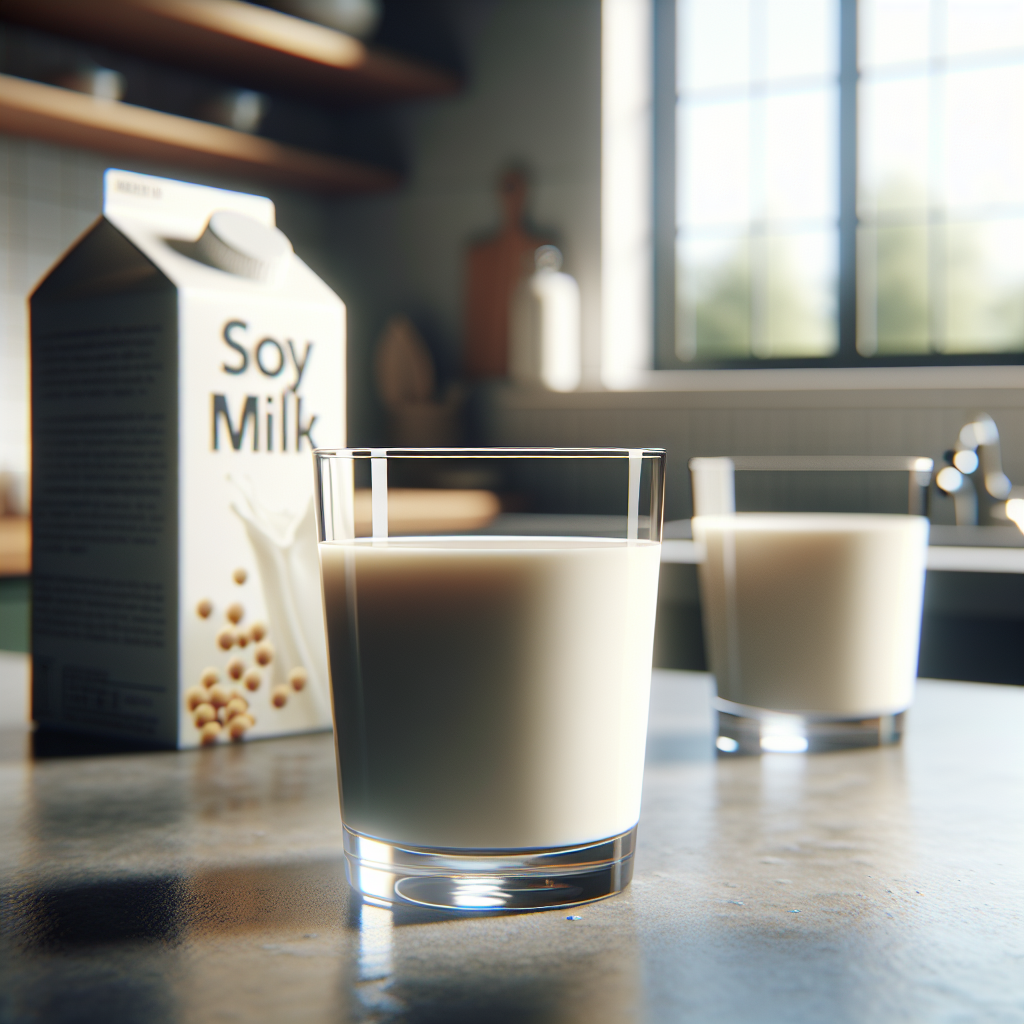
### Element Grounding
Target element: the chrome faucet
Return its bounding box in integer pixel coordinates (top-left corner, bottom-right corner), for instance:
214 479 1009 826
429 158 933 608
936 413 1022 528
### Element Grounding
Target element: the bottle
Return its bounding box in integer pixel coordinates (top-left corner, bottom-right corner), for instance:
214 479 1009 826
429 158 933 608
509 245 581 392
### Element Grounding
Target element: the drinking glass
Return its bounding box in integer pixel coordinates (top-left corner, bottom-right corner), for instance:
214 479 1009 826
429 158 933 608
690 456 932 754
314 447 666 910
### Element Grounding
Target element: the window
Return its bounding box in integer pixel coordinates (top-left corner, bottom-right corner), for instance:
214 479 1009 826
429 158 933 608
661 0 1024 367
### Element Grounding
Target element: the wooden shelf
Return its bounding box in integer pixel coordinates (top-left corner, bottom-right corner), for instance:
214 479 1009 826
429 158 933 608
0 0 461 105
0 73 400 193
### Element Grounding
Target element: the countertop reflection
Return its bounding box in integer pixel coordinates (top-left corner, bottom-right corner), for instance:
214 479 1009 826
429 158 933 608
1 671 1022 1023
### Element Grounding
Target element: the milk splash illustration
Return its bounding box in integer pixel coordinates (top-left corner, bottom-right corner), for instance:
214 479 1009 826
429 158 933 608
230 477 331 724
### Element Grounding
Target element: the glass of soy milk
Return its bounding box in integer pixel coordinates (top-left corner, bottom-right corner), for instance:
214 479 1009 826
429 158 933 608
690 458 930 755
313 447 666 911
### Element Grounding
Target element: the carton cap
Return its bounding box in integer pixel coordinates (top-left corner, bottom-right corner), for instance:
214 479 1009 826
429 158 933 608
104 168 275 240
195 211 293 283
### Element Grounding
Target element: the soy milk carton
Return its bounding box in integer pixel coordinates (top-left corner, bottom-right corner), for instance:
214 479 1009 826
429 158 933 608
30 170 344 748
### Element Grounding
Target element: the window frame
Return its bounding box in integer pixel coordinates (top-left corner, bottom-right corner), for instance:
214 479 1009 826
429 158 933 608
656 0 1024 371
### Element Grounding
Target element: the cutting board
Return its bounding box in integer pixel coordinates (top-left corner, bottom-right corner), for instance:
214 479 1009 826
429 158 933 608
464 169 550 378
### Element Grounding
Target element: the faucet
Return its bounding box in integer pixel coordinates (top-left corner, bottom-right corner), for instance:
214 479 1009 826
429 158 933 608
935 413 1024 530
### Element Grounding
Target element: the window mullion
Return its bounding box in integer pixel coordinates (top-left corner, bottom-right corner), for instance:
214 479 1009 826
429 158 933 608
838 0 859 362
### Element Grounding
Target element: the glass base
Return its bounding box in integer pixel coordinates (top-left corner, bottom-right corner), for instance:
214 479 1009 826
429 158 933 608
714 697 906 755
342 824 637 911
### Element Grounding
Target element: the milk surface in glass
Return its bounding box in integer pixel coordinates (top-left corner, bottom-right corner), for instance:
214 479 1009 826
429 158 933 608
319 535 661 850
693 513 929 717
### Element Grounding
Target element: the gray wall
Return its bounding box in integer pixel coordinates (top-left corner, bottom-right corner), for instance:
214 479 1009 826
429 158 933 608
330 0 602 444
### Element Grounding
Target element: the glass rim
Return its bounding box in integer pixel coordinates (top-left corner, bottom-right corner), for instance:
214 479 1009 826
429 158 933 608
313 446 667 460
691 511 930 528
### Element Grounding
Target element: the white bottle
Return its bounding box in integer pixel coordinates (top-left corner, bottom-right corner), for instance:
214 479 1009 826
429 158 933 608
509 245 581 392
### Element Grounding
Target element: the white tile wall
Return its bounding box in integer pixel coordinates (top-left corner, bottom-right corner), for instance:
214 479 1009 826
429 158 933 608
487 385 1024 519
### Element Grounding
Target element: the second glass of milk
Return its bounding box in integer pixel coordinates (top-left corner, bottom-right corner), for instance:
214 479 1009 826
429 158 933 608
692 511 929 755
314 447 666 912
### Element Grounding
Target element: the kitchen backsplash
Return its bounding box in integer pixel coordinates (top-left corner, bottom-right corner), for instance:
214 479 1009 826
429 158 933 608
485 382 1024 522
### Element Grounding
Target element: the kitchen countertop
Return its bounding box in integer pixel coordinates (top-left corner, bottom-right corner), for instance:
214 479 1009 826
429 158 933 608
1 667 1022 1024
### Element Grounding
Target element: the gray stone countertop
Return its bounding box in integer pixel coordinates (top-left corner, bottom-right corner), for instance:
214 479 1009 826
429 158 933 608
1 671 1022 1024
